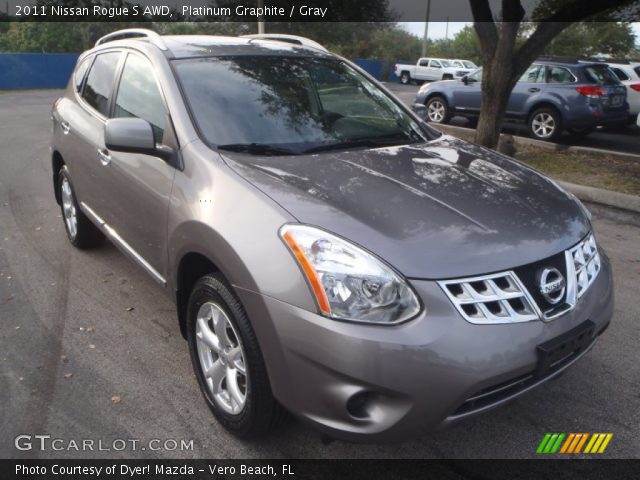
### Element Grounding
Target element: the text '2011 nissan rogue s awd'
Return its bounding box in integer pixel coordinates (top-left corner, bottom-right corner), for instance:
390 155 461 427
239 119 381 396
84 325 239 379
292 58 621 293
50 29 614 443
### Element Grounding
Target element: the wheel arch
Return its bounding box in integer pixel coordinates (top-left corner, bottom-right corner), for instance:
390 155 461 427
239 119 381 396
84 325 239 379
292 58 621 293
527 101 563 124
52 150 65 205
175 251 222 338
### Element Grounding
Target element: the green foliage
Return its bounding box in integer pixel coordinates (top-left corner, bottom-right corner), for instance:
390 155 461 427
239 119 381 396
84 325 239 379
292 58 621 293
542 22 637 57
426 26 482 64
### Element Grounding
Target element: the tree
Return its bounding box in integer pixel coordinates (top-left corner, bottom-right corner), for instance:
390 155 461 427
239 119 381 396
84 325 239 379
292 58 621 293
470 0 636 149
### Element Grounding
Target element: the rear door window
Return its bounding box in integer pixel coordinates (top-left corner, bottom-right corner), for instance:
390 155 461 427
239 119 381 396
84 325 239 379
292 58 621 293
113 54 167 143
547 66 576 83
583 65 620 85
81 52 121 117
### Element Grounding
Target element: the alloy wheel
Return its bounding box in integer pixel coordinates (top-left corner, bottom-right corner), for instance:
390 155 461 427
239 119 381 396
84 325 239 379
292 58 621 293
531 112 556 139
60 177 78 239
428 100 446 123
195 301 247 415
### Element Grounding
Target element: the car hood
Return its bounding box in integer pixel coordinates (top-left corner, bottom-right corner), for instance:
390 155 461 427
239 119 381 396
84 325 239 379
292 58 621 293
223 135 590 279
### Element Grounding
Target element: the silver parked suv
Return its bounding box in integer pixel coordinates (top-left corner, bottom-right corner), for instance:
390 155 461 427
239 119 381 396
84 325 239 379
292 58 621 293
51 29 614 442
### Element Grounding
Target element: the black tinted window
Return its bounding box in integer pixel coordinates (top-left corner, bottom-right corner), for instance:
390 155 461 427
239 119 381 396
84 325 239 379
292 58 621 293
611 67 629 81
114 54 166 142
74 57 92 93
82 52 120 116
583 66 620 85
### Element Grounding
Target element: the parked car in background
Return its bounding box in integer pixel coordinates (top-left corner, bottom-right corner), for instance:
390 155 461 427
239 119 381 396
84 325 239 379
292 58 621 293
588 58 640 123
395 58 474 84
415 59 629 140
51 29 614 443
451 59 478 70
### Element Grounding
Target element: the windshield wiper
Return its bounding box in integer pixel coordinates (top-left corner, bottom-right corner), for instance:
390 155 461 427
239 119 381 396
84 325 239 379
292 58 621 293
217 143 298 156
302 136 414 154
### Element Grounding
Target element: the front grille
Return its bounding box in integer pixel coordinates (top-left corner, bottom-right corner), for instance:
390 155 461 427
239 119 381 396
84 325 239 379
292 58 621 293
439 272 538 324
439 232 601 324
569 233 601 298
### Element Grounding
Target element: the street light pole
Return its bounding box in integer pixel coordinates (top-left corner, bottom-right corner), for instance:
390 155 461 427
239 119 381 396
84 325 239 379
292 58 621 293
258 0 265 33
421 0 431 57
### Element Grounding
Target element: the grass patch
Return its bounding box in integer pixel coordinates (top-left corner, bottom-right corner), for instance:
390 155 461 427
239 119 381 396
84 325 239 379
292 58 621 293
515 146 640 196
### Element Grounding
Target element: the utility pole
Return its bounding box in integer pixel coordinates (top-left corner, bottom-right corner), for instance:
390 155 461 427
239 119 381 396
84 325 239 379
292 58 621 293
258 0 265 33
421 0 431 57
445 17 449 40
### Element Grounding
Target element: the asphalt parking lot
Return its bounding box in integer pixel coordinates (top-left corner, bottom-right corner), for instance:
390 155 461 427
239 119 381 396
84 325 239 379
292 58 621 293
1 90 639 459
386 83 640 156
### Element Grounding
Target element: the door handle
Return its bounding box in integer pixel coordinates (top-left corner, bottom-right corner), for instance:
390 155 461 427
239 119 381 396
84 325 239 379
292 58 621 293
97 148 111 166
60 121 71 135
528 87 540 93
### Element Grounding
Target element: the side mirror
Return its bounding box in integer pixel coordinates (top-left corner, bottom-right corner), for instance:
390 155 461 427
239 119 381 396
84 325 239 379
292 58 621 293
411 103 428 120
104 118 173 161
462 76 469 85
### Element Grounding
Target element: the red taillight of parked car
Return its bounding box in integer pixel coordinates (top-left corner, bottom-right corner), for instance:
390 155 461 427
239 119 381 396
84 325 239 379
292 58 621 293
575 86 604 97
630 84 640 92
52 97 62 110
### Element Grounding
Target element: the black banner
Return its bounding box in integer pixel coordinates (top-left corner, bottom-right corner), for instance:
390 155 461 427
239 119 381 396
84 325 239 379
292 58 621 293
1 0 639 22
2 459 640 480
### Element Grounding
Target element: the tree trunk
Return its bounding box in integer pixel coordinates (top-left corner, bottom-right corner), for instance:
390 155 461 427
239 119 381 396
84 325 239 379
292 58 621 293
474 63 517 148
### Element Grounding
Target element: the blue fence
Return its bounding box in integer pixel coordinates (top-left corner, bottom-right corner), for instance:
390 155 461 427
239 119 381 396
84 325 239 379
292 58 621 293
0 53 403 90
0 53 80 90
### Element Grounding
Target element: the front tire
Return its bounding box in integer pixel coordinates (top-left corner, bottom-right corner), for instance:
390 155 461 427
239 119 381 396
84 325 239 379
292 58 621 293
58 166 104 249
186 273 285 439
528 107 562 141
400 72 411 84
425 96 451 124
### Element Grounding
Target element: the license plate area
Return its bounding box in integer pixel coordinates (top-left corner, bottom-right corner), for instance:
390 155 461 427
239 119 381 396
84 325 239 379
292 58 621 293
535 320 595 376
610 95 624 107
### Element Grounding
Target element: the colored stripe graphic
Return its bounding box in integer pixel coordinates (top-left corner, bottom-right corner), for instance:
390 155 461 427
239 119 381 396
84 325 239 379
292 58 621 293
537 433 613 454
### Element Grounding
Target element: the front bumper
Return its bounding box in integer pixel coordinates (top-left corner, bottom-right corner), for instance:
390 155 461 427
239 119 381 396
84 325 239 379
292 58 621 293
236 253 614 443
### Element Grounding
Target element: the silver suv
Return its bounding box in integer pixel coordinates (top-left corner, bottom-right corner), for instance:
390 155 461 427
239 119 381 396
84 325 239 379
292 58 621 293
51 29 614 442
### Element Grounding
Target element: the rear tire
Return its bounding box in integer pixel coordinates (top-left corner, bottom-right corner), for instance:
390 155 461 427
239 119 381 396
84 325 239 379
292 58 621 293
528 107 562 141
186 273 286 439
400 72 411 85
425 96 451 124
58 166 104 249
442 74 454 80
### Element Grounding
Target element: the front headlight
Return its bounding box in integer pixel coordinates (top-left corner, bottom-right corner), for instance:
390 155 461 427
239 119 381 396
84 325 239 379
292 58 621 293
280 224 421 325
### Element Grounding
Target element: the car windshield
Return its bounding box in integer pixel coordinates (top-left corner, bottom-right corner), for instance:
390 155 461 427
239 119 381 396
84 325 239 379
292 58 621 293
173 56 429 155
583 65 620 85
462 61 477 69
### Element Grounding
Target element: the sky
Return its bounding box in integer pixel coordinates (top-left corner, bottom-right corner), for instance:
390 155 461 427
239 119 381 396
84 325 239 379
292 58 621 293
400 22 640 44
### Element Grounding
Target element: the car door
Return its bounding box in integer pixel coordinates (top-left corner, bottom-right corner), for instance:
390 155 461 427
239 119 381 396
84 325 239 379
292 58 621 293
100 51 176 283
506 64 546 120
427 60 443 81
452 68 482 113
414 58 430 81
66 51 123 218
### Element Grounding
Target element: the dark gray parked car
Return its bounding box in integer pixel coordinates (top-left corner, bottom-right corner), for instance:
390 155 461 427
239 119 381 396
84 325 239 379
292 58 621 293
415 59 629 140
51 30 613 442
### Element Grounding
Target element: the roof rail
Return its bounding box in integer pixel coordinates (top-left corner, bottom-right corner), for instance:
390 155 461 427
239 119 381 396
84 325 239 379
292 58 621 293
585 56 631 65
240 34 328 52
95 28 168 51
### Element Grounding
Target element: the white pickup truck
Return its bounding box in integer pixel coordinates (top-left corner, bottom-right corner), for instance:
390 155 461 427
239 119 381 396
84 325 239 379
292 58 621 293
394 58 474 84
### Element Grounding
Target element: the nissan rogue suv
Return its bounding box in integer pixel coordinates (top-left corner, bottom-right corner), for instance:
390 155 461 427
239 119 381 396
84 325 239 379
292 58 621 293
51 29 614 442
